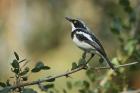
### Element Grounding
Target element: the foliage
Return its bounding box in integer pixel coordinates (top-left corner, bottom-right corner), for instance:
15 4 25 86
0 52 52 93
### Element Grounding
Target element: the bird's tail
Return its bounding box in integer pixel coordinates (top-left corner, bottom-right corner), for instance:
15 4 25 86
102 55 119 74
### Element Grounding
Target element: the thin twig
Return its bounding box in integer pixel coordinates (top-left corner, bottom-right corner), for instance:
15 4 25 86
93 62 139 70
20 61 29 69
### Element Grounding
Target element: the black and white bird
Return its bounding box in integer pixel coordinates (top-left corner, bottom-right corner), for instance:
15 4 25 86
65 17 117 72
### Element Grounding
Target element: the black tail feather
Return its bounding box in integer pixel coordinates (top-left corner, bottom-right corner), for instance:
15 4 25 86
102 56 120 74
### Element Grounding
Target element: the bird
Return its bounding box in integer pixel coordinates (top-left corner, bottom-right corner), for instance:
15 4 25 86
65 17 117 72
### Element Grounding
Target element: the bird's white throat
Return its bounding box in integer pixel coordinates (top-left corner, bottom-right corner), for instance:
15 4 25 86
71 23 76 31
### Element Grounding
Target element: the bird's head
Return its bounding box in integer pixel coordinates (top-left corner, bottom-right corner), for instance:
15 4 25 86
65 17 87 31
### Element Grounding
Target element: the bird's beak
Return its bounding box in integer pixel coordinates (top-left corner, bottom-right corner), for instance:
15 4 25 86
65 17 73 22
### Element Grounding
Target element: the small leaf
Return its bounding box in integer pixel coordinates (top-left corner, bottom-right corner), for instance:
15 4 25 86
87 90 93 93
0 82 6 88
110 17 122 34
22 88 37 93
99 57 104 64
22 76 28 81
124 39 137 55
19 59 26 63
14 68 20 74
43 84 54 90
71 62 78 70
78 59 86 66
42 66 50 70
119 0 130 7
12 68 20 74
38 83 54 92
31 61 50 73
86 70 95 82
11 59 19 69
79 89 86 93
83 80 90 89
49 91 54 93
124 6 133 13
104 82 111 89
14 52 19 60
119 0 133 14
19 67 29 76
31 68 40 72
46 78 55 82
74 80 83 87
35 62 44 68
129 11 136 23
63 89 67 93
66 81 72 90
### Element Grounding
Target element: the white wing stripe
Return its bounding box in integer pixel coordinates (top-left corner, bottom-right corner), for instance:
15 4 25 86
76 31 93 41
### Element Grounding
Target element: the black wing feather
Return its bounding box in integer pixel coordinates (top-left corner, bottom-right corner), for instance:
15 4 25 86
73 28 107 57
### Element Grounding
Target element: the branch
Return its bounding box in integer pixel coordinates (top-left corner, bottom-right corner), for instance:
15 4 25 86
2 62 139 91
93 62 139 70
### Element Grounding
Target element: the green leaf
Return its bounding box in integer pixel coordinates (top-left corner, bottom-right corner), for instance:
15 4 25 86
19 59 26 63
124 6 133 13
46 78 55 82
99 57 104 64
49 91 54 93
87 90 94 93
22 76 28 81
104 82 111 89
39 84 54 91
22 88 37 93
79 89 86 93
66 81 72 90
19 67 29 76
119 0 130 7
129 11 136 23
78 58 86 66
11 59 19 69
110 17 122 34
11 68 20 74
31 67 40 72
119 0 133 14
86 70 95 82
71 62 78 70
0 82 6 88
74 80 83 87
35 62 44 68
42 66 50 70
31 61 50 73
83 80 90 89
14 52 19 60
42 84 54 90
63 89 67 93
124 39 137 55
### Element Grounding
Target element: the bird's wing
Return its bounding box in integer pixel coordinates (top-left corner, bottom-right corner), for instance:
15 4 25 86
75 29 118 72
89 33 107 56
75 29 107 57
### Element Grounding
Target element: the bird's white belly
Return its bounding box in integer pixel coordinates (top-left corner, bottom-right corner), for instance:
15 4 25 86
73 36 94 50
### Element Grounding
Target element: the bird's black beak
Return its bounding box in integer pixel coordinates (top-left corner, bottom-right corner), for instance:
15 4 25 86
65 17 73 22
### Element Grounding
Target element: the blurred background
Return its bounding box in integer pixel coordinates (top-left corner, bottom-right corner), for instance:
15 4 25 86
0 0 140 93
